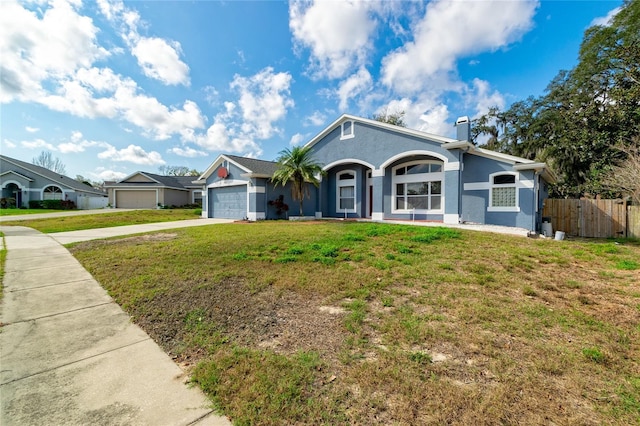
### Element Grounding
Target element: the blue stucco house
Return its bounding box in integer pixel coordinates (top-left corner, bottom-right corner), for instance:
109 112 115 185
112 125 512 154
198 114 554 232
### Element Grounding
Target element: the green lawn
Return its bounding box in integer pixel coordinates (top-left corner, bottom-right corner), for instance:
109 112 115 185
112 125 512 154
0 208 61 216
1 209 201 233
69 222 640 425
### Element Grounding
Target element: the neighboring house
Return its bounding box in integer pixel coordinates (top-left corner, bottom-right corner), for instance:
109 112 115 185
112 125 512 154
104 172 202 209
198 114 555 232
0 154 107 209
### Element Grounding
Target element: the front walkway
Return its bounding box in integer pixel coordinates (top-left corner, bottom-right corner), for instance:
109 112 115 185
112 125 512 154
0 226 231 426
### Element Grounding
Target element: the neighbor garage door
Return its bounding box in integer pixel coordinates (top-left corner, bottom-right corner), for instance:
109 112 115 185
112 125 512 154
210 186 247 219
115 190 157 209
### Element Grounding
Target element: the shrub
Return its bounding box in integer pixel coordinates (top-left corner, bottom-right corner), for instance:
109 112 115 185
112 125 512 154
0 198 16 208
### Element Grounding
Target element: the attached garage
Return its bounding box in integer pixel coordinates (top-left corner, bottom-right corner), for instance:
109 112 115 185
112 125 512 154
115 190 157 209
209 185 247 219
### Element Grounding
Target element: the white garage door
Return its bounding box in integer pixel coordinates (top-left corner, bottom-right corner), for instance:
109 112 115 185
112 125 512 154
116 190 156 209
210 186 247 219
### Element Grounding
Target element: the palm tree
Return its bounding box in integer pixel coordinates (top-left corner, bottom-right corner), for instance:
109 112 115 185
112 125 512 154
271 146 324 216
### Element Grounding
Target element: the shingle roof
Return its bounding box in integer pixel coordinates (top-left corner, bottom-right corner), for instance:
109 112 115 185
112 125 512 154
226 155 279 176
105 172 200 190
0 154 106 195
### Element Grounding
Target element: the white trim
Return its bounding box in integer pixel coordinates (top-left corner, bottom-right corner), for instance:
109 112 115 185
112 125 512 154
444 161 460 171
372 212 384 220
444 214 460 224
248 186 266 194
464 182 490 191
303 114 457 150
379 150 449 171
489 171 519 212
322 158 375 171
488 206 520 212
191 190 203 204
247 212 265 221
340 120 355 140
207 179 248 189
1 180 25 190
41 184 64 201
390 160 444 215
336 169 356 213
371 168 384 177
199 154 253 180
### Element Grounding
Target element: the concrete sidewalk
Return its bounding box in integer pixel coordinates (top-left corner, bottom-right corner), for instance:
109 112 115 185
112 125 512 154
49 218 234 244
0 226 232 426
0 209 138 222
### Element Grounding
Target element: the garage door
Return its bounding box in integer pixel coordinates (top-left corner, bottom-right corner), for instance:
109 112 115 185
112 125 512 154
210 186 247 219
116 190 156 209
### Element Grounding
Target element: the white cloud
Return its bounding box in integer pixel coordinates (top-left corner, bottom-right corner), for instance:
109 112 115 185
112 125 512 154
92 168 127 181
289 133 307 146
131 37 190 86
0 0 109 103
304 111 326 127
466 78 505 119
190 68 293 156
98 0 190 86
230 67 294 139
2 139 17 149
381 0 538 95
289 0 377 79
38 67 205 139
57 131 110 153
25 126 40 133
98 144 165 165
20 138 57 150
590 7 621 27
193 122 262 155
336 67 372 111
1 2 203 139
169 146 207 158
379 97 452 137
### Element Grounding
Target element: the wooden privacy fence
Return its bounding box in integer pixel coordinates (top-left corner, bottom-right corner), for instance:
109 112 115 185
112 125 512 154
543 199 639 239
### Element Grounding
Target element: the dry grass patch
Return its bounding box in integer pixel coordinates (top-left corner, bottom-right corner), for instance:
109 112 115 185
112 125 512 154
69 221 640 425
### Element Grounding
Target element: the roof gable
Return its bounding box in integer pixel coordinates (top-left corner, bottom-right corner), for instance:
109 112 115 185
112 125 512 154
303 114 458 150
0 170 34 182
0 154 104 195
200 154 279 180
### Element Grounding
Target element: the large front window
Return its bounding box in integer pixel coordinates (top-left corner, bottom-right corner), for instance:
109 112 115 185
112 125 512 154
337 170 356 212
392 161 443 213
43 185 63 200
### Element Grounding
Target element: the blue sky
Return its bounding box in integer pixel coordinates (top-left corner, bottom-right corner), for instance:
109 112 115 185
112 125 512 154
0 0 623 181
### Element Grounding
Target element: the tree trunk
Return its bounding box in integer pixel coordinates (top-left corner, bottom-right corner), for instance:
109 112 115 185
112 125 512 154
299 200 303 216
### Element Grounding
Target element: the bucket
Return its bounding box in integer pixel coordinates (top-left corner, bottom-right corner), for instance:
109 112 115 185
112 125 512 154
554 231 565 241
541 222 553 237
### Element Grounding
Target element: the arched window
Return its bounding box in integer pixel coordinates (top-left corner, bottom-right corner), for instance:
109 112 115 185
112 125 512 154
43 185 63 200
489 172 519 212
336 170 356 212
392 161 443 213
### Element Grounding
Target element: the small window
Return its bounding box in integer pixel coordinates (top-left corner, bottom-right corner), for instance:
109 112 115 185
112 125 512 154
493 175 515 185
341 121 354 139
336 170 356 212
489 173 518 211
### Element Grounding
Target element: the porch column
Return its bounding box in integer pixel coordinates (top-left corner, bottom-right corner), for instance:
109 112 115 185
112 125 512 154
247 179 266 221
443 162 461 224
315 175 323 218
371 168 384 221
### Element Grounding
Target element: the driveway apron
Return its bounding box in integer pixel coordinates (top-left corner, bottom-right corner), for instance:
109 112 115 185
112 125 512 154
0 226 231 426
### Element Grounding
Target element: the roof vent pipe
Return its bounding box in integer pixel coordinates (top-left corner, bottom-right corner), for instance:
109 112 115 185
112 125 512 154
455 116 470 142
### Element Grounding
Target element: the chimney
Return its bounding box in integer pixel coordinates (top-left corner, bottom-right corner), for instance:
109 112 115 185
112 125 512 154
456 116 470 142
